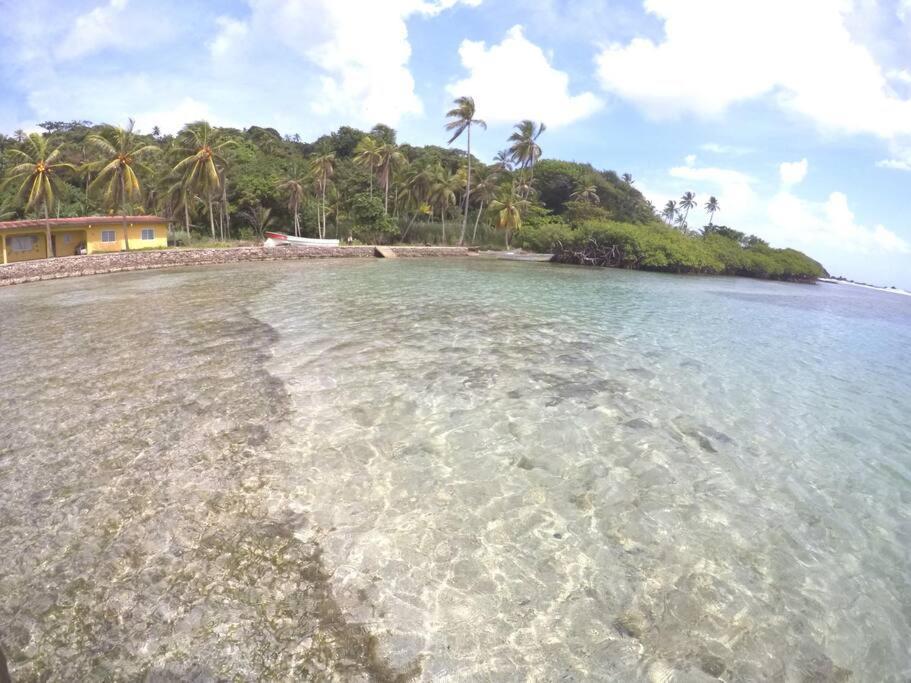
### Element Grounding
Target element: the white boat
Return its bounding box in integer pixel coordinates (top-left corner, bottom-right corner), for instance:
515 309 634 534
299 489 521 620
263 231 340 247
496 251 554 262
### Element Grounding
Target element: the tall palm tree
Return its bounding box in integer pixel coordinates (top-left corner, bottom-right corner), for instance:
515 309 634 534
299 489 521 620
310 153 335 239
508 120 545 197
172 122 234 239
430 165 460 244
489 187 522 250
445 96 487 246
622 173 634 185
87 118 159 251
469 171 499 244
662 200 677 225
277 176 306 236
2 133 76 258
376 143 405 216
678 191 697 232
704 195 720 226
570 185 600 204
354 136 382 197
399 162 434 241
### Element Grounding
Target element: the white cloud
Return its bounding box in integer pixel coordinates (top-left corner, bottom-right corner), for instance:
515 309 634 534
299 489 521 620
208 0 447 125
642 160 907 264
899 0 911 21
56 0 131 60
446 25 603 127
700 142 751 156
886 68 911 84
779 158 808 186
667 164 758 226
767 190 910 254
684 154 697 167
876 158 911 171
209 17 248 58
595 0 911 138
204 0 484 127
133 97 216 135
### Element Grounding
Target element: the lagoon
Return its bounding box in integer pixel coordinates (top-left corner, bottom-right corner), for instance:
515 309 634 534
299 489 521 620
0 259 909 680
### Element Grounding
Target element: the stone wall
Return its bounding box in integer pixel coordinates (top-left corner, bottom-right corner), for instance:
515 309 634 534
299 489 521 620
0 245 471 287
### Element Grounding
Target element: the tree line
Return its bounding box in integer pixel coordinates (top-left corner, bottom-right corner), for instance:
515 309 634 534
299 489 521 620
0 99 826 280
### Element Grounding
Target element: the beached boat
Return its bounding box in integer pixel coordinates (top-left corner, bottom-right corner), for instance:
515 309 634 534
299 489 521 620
496 251 554 262
263 231 340 247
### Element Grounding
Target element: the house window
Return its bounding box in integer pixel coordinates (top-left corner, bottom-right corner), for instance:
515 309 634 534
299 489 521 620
101 230 116 243
8 236 38 252
63 234 72 244
141 228 155 241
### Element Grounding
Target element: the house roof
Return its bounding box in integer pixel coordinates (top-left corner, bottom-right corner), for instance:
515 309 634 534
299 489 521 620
0 215 168 232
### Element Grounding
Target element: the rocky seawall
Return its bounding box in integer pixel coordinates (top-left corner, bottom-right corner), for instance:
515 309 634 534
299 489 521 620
0 245 471 287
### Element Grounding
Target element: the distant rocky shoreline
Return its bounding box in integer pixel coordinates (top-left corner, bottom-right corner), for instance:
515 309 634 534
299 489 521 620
0 245 471 287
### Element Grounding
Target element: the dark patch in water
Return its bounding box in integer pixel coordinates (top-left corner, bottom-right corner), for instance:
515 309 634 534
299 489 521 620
626 367 655 380
625 418 653 430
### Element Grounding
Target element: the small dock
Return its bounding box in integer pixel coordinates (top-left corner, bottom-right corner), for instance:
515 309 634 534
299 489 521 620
374 246 397 258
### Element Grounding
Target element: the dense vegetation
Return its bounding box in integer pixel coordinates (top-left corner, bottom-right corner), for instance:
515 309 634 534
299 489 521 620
0 106 826 281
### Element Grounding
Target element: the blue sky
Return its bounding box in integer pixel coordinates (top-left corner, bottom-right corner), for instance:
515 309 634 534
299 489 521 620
2 0 910 287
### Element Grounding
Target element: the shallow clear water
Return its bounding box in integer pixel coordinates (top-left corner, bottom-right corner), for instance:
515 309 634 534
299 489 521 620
0 259 909 681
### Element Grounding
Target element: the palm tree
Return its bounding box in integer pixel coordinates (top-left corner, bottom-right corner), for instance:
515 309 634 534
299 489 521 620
239 204 274 238
376 143 405 216
399 162 434 241
469 171 499 244
704 195 720 226
277 176 306 236
2 133 76 258
570 185 600 204
310 153 335 239
489 187 522 250
662 200 677 225
354 136 382 197
172 122 234 239
445 96 487 246
622 173 634 185
678 191 697 232
493 150 513 172
508 120 546 196
430 166 461 244
87 118 159 251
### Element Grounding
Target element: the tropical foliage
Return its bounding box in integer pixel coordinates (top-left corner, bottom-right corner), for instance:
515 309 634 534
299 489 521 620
0 113 825 281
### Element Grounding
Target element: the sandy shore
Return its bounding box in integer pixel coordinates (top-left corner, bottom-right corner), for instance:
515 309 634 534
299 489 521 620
819 277 911 297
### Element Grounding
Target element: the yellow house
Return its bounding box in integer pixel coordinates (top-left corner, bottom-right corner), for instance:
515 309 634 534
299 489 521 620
0 215 169 265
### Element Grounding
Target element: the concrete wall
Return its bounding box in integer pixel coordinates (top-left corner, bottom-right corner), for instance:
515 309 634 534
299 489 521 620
2 232 47 263
0 245 471 287
86 222 168 254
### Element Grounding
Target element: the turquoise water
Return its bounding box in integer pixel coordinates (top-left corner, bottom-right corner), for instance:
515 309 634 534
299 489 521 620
0 259 909 680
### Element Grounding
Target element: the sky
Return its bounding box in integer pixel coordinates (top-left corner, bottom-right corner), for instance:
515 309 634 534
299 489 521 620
1 0 910 288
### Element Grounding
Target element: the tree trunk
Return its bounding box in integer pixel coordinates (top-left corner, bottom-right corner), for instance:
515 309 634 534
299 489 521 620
505 228 510 251
441 208 446 244
208 197 216 239
471 200 484 244
221 179 229 240
321 184 327 239
459 125 471 246
184 201 190 242
402 211 418 242
384 171 390 216
43 203 54 258
120 175 131 251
